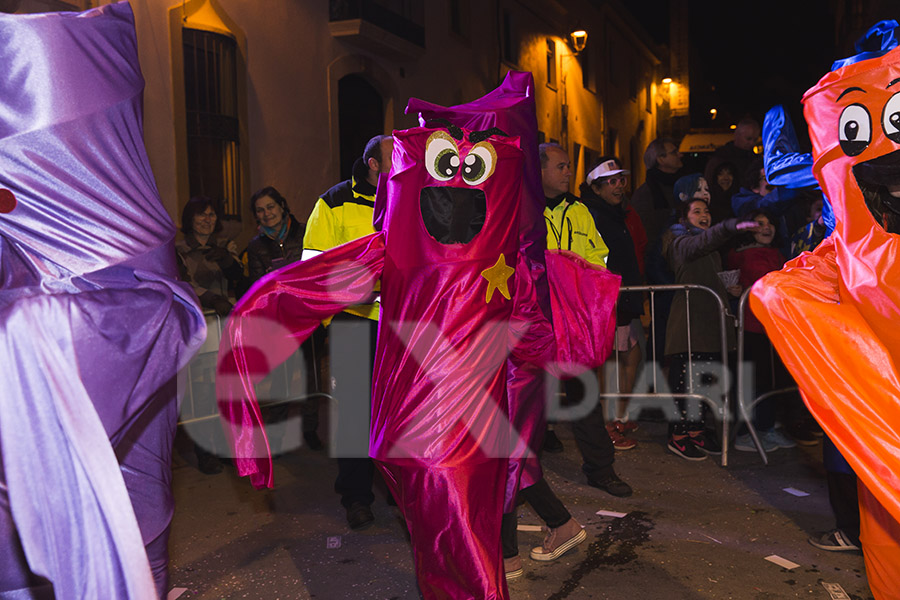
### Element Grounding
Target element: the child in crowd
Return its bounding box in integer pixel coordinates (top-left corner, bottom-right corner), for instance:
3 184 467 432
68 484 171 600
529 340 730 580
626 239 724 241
726 209 803 451
644 174 711 372
662 178 760 461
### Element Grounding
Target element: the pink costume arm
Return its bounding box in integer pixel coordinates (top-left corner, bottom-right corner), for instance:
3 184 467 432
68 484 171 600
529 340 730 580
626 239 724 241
216 233 385 489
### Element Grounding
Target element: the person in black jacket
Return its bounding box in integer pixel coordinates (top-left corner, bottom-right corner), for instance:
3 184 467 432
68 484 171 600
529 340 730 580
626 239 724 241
581 158 645 447
246 186 323 453
247 186 305 280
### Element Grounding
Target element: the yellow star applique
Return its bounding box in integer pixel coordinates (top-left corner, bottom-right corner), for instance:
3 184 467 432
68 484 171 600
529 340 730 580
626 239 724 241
481 254 514 303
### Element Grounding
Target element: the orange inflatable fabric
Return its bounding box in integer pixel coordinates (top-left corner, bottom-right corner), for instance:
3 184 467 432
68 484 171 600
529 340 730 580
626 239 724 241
750 44 900 599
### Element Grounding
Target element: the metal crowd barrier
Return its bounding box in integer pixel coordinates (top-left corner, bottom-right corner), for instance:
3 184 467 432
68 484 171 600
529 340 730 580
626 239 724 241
600 284 735 466
180 285 787 468
179 311 324 428
734 287 799 465
179 310 222 426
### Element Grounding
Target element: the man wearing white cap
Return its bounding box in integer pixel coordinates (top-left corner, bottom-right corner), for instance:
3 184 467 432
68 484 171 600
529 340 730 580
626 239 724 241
581 157 646 449
540 143 633 498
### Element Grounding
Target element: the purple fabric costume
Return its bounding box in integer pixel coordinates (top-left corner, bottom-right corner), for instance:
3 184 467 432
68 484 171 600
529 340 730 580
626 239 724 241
0 3 205 598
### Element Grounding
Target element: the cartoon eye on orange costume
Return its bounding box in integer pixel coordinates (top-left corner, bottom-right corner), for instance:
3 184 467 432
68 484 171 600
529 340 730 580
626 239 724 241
751 21 900 599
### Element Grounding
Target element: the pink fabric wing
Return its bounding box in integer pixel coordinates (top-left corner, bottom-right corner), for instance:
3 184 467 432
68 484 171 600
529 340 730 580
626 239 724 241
217 233 385 489
546 249 621 378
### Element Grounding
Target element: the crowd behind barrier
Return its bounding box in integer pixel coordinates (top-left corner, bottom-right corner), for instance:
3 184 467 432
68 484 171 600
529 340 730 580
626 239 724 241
179 284 789 468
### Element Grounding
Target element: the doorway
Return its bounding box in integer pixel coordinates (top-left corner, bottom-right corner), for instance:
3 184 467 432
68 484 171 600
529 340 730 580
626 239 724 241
337 74 384 182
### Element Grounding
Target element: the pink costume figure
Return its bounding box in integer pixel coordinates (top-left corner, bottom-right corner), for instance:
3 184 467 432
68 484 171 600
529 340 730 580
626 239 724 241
0 3 205 598
751 23 900 599
405 71 552 511
217 78 619 599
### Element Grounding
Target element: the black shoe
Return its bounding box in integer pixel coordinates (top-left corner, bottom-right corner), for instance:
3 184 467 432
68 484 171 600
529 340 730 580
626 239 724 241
303 431 324 451
807 419 824 438
346 502 375 530
808 529 860 552
786 421 819 446
197 452 223 475
543 430 564 454
668 436 707 461
688 430 721 455
588 473 633 497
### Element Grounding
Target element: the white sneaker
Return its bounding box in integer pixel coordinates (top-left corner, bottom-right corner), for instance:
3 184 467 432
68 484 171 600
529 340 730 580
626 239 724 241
763 429 797 449
734 433 777 452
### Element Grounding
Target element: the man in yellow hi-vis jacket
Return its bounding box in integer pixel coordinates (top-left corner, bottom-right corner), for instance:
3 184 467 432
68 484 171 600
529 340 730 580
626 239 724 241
303 135 392 530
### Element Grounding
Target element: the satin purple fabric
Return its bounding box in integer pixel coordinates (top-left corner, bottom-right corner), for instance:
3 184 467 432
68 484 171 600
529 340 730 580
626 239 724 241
0 3 205 598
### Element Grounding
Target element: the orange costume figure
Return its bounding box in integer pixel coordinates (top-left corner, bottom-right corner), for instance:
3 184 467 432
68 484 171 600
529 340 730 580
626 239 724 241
751 22 900 599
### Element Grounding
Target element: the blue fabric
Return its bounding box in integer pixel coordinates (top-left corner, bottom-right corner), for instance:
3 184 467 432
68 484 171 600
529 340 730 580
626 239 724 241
731 186 799 219
823 196 836 235
762 106 819 189
823 435 855 475
831 20 899 71
673 174 702 204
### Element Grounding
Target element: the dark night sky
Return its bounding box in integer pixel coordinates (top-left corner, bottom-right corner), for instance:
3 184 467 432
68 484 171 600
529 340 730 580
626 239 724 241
625 0 840 143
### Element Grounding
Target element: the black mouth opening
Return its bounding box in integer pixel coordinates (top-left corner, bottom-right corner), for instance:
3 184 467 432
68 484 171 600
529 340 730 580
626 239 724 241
852 149 900 234
419 186 486 244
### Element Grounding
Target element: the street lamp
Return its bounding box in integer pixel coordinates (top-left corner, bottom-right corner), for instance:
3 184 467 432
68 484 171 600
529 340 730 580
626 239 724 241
569 28 587 54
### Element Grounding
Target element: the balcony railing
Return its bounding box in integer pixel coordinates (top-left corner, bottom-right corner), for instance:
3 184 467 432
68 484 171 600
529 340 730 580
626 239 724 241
329 0 425 60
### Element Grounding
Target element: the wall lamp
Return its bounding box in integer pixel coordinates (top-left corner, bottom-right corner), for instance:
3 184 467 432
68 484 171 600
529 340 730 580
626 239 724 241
569 28 588 54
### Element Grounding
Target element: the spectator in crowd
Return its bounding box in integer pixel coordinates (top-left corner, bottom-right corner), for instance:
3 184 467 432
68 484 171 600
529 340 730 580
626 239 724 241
581 157 645 449
304 135 391 530
247 186 305 280
726 209 805 452
662 193 760 461
731 157 805 258
644 173 711 372
712 117 760 178
631 137 685 248
540 142 605 453
633 138 685 372
541 143 632 496
788 195 858 554
791 194 827 258
176 196 245 475
704 160 738 224
176 196 244 317
246 186 323 453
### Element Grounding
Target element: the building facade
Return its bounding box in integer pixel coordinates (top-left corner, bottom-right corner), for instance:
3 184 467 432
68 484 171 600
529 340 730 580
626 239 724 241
9 0 669 245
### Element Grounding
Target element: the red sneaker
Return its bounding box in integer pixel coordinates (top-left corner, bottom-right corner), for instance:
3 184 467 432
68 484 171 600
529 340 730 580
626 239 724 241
608 428 636 450
614 420 639 434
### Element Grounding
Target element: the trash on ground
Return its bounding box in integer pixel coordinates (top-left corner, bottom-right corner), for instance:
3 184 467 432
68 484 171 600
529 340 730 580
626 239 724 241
595 510 627 518
764 554 799 570
821 582 851 600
